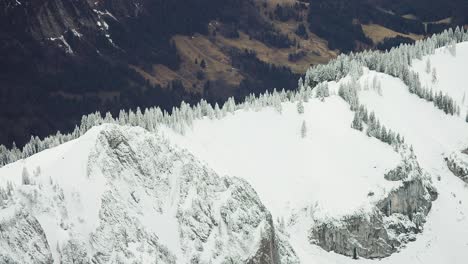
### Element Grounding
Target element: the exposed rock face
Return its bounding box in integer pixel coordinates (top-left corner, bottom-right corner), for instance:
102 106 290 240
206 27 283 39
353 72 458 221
246 217 280 264
378 177 437 219
0 212 53 263
0 125 298 263
309 157 437 259
93 126 300 263
309 211 396 258
445 151 468 183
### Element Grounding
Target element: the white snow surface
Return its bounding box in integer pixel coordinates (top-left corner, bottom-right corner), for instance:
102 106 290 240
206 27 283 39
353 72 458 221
160 97 401 221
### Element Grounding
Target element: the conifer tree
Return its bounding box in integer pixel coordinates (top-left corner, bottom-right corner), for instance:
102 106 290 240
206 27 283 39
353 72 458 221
432 68 437 84
351 112 363 131
425 59 431 74
301 120 307 138
297 100 304 114
22 167 31 185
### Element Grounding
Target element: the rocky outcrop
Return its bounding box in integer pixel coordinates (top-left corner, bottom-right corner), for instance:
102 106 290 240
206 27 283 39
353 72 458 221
246 216 281 264
445 151 468 183
90 125 299 263
378 177 437 219
309 211 397 258
309 156 437 259
0 211 53 263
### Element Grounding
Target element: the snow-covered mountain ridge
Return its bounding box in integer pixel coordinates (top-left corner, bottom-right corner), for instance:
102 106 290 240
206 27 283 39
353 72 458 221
2 29 468 263
0 124 299 263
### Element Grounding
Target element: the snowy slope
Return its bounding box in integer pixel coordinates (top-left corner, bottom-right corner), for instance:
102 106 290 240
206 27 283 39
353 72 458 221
354 66 468 264
296 42 468 264
0 125 297 263
160 91 435 259
412 42 468 114
160 97 401 221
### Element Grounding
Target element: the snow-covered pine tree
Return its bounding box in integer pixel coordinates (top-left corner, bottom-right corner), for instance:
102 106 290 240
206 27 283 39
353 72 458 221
301 120 307 138
214 103 222 119
22 167 31 185
272 90 283 114
448 41 457 56
297 100 304 114
425 59 431 74
316 83 330 100
351 112 363 131
432 68 437 84
380 126 388 143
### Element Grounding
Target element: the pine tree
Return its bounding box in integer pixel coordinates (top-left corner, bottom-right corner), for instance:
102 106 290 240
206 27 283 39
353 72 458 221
22 167 31 185
316 83 329 100
380 126 388 143
301 120 307 138
448 41 457 56
425 59 431 74
432 68 437 84
351 112 363 131
376 80 382 96
297 100 304 114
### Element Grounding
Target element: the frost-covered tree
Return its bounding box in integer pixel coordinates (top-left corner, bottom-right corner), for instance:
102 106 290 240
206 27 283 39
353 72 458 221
33 166 41 177
298 77 304 91
432 68 437 84
338 82 359 110
351 112 363 131
380 126 388 143
315 83 329 100
448 41 457 56
273 93 283 114
425 59 431 74
301 120 307 138
375 80 383 96
297 100 304 114
22 167 31 185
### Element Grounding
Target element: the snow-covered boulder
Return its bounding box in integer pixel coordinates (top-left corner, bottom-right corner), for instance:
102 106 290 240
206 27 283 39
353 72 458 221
445 150 468 182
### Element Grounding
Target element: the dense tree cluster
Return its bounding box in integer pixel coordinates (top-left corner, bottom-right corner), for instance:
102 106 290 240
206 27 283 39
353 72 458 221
230 49 300 100
338 79 404 147
273 4 301 22
306 0 426 52
1 28 467 167
0 87 300 166
288 50 307 62
377 36 415 51
304 27 467 115
295 23 308 39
